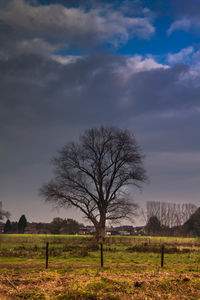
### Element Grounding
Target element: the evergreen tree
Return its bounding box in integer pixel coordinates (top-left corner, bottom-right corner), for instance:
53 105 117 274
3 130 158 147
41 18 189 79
4 219 12 233
18 215 27 233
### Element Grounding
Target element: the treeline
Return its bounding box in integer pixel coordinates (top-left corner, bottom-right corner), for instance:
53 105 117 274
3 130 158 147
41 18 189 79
146 201 197 228
1 201 200 237
36 218 81 234
145 201 200 237
4 215 27 234
3 216 81 235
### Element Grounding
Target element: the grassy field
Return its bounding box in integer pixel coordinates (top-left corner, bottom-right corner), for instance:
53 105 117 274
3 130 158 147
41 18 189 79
0 234 199 299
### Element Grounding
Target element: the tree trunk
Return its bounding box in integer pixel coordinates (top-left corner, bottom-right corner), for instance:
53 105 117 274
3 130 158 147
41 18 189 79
95 225 106 242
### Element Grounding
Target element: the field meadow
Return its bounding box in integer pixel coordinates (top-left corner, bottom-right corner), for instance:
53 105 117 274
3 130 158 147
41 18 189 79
0 234 199 299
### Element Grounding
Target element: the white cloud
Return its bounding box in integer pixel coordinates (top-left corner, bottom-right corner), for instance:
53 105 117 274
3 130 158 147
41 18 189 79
167 18 191 35
167 46 194 64
51 55 81 65
178 62 200 87
168 17 200 35
126 55 169 72
117 55 169 82
165 44 200 88
166 46 200 86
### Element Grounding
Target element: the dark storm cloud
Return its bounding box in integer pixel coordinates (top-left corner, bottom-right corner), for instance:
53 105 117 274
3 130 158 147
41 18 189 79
0 0 154 59
0 54 123 125
0 55 197 123
1 53 200 155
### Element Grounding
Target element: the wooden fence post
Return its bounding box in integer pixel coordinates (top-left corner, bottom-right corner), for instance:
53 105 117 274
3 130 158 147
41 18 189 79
46 242 49 269
100 243 103 268
161 244 164 268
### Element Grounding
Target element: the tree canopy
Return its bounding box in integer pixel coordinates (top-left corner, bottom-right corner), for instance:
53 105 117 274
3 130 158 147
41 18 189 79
18 215 27 234
145 216 161 235
183 207 200 236
4 219 12 233
41 126 146 241
47 218 80 234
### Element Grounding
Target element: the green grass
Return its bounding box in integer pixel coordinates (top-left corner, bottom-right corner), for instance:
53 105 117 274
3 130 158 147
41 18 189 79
0 234 199 270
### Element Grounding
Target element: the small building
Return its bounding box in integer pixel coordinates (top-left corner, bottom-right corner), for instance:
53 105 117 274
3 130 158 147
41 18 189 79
79 225 95 235
24 223 38 234
133 226 145 235
119 230 131 236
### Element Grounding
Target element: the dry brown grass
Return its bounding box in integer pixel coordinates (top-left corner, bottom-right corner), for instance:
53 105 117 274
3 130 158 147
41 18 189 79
0 262 199 299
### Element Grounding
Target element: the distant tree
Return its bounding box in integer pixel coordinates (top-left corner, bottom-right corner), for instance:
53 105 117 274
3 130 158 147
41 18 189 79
61 219 80 234
11 222 18 233
183 207 200 236
146 201 197 228
48 217 63 234
4 219 12 233
145 216 161 235
41 126 146 241
36 222 49 233
0 201 10 221
48 217 81 234
18 215 27 233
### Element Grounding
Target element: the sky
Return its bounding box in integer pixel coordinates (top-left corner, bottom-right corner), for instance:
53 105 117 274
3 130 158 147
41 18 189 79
0 0 200 225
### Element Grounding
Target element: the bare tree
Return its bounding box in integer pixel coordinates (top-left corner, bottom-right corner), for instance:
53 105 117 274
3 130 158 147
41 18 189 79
0 201 10 221
146 201 197 228
41 126 146 241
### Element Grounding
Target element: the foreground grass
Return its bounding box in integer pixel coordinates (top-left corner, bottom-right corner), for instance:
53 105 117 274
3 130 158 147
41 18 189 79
0 234 199 299
0 264 199 299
